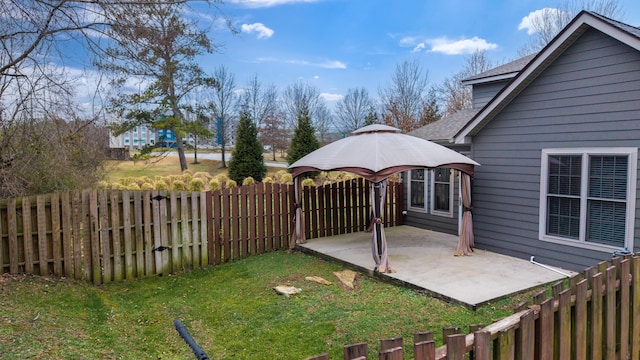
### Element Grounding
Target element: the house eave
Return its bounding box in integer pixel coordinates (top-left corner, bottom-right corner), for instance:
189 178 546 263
453 11 640 144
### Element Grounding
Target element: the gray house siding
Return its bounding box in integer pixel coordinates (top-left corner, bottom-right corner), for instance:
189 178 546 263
470 28 640 271
403 171 460 235
472 81 509 109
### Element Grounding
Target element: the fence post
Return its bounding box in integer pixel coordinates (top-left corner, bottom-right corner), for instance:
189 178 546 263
446 333 465 360
630 256 640 360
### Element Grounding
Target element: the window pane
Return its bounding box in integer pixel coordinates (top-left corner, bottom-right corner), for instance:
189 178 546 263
434 183 450 211
411 181 424 207
434 168 450 182
587 200 626 247
589 155 628 200
547 196 580 239
411 169 424 181
548 155 581 196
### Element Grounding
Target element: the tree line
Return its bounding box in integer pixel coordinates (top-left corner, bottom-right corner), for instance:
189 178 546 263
0 0 623 198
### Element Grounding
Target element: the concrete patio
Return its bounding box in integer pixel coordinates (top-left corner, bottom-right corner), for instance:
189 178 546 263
296 226 575 309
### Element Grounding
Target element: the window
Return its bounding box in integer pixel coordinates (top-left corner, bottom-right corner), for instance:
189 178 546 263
431 168 454 216
540 148 637 251
409 169 425 210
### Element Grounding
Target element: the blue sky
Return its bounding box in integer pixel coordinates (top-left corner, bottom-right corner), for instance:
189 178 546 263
199 0 640 106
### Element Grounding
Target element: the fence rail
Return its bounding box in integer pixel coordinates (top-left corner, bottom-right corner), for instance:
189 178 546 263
0 179 403 284
304 255 640 360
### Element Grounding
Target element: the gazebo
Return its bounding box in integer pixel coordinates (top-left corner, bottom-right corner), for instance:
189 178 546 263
288 124 479 273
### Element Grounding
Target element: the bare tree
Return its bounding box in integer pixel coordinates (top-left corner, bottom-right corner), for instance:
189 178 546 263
241 75 278 130
378 58 432 132
334 87 374 135
314 102 334 145
0 0 112 197
260 111 288 161
208 65 238 169
282 81 323 129
519 0 623 55
438 50 494 115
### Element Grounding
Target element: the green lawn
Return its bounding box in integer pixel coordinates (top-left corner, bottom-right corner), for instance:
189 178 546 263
0 251 541 359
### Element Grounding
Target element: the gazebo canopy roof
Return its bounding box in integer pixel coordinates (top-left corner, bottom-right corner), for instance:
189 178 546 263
289 124 479 182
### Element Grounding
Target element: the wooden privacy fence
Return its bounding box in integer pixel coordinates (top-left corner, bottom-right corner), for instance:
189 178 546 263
304 255 640 360
303 178 403 239
0 180 403 284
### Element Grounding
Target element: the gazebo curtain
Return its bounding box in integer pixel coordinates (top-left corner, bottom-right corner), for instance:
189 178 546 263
369 180 392 273
289 177 306 249
455 172 474 256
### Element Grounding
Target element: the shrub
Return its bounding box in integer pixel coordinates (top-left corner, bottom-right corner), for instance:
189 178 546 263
172 180 186 191
262 176 274 184
190 178 205 192
227 179 237 188
301 178 315 187
209 180 220 192
141 183 154 190
242 177 255 186
280 173 293 184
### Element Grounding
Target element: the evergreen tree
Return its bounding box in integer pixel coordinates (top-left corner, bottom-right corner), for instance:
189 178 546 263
286 106 320 168
228 108 266 183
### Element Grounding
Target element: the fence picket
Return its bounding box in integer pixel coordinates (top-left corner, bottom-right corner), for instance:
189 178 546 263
122 191 134 280
274 184 283 249
8 198 18 274
0 200 3 273
191 192 200 268
51 193 62 276
256 185 265 255
574 279 588 360
516 309 534 360
23 196 33 274
631 256 640 360
133 191 145 277
37 195 49 275
473 331 490 360
99 190 111 282
60 192 73 277
110 191 122 282
620 259 630 359
605 266 616 360
170 191 181 272
591 272 604 359
558 288 571 359
538 298 554 360
88 190 101 284
142 191 153 276
182 191 193 268
200 191 208 266
445 333 465 360
241 186 249 257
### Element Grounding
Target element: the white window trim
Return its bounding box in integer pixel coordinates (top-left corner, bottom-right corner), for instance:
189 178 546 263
407 169 427 212
430 168 454 218
538 147 637 252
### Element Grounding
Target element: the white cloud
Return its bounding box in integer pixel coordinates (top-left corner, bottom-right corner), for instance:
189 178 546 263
313 75 319 79
320 93 343 102
518 8 565 35
255 57 346 69
411 43 426 53
423 37 497 55
229 0 322 8
241 23 274 39
399 36 418 47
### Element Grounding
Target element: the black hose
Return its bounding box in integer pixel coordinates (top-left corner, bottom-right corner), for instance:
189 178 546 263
173 319 210 360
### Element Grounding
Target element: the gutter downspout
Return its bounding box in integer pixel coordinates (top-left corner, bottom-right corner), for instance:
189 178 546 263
530 256 571 278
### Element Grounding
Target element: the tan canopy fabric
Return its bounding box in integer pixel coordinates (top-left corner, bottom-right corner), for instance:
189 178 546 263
455 173 474 256
288 124 479 270
290 124 478 182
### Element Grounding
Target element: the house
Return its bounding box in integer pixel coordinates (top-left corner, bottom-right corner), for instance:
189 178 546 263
407 11 640 271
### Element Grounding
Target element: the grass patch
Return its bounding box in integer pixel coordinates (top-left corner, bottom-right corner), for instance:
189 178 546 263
0 251 543 359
